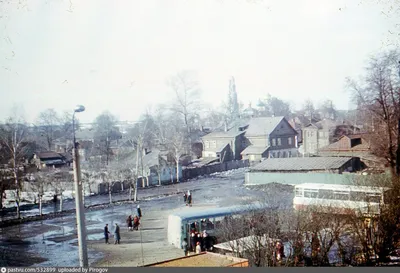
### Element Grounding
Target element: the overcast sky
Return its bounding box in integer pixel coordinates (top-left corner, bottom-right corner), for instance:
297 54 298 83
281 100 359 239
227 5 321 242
0 0 398 123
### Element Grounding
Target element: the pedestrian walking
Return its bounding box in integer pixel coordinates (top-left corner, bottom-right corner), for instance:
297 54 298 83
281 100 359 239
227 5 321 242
182 238 189 256
104 224 111 244
187 194 192 207
133 215 140 230
127 215 133 231
183 192 187 205
114 223 121 244
137 205 142 218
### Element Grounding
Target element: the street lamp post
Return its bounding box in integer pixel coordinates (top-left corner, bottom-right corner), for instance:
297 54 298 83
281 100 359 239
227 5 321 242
397 61 400 176
72 105 88 267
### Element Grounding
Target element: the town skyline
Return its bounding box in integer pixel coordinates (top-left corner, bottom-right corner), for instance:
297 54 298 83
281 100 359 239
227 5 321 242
0 0 398 123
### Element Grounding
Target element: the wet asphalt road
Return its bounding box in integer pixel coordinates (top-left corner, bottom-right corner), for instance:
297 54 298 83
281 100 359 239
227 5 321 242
1 169 291 266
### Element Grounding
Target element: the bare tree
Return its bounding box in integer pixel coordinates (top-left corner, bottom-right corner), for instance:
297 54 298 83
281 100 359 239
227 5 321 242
349 174 400 265
165 118 186 183
111 150 138 201
51 169 73 212
29 169 53 215
168 71 202 154
201 106 228 130
35 108 61 151
216 206 290 267
0 109 30 219
257 94 291 118
319 99 337 120
92 111 121 166
302 99 315 123
347 49 400 177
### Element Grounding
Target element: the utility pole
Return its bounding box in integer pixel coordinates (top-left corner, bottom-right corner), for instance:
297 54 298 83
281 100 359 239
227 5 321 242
72 105 88 267
396 61 400 176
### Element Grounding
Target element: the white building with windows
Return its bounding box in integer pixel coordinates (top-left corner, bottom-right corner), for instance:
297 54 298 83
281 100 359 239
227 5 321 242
302 119 337 155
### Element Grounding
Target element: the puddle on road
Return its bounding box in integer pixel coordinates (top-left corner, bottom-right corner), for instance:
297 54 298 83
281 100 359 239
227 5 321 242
1 175 258 266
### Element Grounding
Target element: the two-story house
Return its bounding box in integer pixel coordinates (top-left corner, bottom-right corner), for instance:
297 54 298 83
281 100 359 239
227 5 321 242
241 116 299 162
201 128 247 162
302 119 337 155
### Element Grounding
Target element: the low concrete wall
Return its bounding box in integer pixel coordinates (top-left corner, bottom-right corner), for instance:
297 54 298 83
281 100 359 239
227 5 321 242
244 171 357 186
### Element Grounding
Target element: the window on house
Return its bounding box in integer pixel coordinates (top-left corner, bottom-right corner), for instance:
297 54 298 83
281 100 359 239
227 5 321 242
288 137 292 145
205 141 210 149
211 140 217 148
272 138 276 146
277 151 281 158
295 188 303 197
277 138 281 146
282 151 286 158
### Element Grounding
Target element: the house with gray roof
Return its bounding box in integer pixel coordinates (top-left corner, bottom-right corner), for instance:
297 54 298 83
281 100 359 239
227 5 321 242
241 116 299 163
250 157 358 173
32 151 71 169
201 129 247 162
244 156 363 186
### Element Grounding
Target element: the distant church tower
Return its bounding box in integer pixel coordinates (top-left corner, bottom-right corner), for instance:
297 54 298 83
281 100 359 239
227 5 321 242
228 77 240 125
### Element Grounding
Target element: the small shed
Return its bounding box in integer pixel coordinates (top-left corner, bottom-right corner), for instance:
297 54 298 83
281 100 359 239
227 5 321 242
144 252 249 267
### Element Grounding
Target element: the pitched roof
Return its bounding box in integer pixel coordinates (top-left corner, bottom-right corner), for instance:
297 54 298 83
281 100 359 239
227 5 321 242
201 130 245 139
245 116 285 136
36 151 64 160
319 135 370 152
142 149 161 167
60 152 73 162
250 157 354 172
204 143 230 153
304 123 323 129
241 145 269 155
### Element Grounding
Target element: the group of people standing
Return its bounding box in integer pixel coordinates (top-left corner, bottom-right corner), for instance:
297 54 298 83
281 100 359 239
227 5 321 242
126 205 142 231
181 230 212 256
104 223 120 245
183 190 193 206
103 205 143 245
